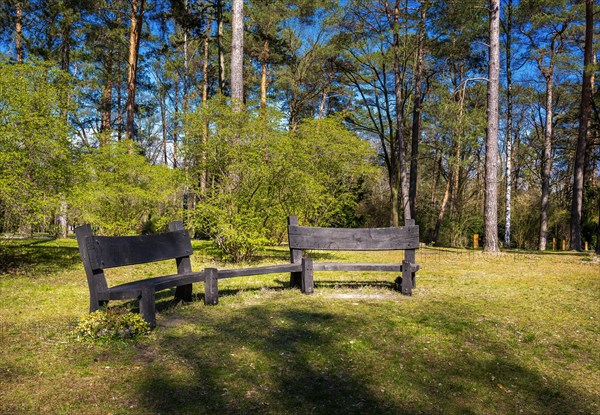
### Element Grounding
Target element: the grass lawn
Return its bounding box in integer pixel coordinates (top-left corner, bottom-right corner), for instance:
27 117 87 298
0 239 598 414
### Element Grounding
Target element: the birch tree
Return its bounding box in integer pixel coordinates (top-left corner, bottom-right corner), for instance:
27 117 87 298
230 0 244 110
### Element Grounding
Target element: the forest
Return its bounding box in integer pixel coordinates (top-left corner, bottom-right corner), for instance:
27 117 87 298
0 0 598 259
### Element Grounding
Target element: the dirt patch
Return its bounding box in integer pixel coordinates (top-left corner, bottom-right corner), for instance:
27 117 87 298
322 292 397 300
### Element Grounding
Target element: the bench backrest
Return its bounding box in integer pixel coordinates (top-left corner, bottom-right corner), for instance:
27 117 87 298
75 221 192 307
287 216 419 252
77 227 192 270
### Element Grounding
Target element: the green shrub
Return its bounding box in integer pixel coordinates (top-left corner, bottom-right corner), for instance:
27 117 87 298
74 308 150 341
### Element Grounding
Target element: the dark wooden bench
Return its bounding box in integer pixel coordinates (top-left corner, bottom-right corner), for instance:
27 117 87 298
202 216 420 304
75 222 207 328
287 216 420 296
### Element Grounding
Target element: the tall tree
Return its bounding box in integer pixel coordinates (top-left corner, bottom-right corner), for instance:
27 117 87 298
519 0 571 250
502 0 515 247
126 0 146 141
484 0 500 252
570 0 594 251
230 0 244 109
15 1 23 63
387 0 411 222
408 0 427 219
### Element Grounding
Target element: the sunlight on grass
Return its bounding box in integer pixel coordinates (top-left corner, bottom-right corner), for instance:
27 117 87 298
1 240 599 414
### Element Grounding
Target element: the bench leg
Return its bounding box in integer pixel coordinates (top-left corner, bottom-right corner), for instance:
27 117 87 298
174 284 193 302
204 268 219 305
301 257 314 294
140 285 157 329
90 300 108 313
401 259 412 296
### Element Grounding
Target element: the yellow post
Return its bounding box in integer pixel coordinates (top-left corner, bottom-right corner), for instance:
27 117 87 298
473 234 479 250
562 239 566 251
584 241 588 251
552 238 556 251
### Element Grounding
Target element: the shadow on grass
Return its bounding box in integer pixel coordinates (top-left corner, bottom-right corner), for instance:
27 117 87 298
138 307 415 415
0 240 81 276
135 299 598 415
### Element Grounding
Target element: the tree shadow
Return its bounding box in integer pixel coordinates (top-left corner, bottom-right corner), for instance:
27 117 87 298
134 298 598 414
0 240 81 275
137 306 418 414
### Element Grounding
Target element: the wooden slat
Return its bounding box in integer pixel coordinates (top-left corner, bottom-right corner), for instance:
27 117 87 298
87 229 192 269
218 263 302 279
313 263 402 272
288 225 419 251
100 271 206 301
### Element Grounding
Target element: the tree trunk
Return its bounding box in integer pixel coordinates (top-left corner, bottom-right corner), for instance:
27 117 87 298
57 201 68 239
409 1 426 219
100 53 113 139
173 76 179 169
217 0 226 95
433 174 451 244
160 89 168 165
116 76 123 141
391 2 411 222
570 0 593 251
484 0 500 253
230 0 244 110
504 0 513 248
15 2 23 63
539 74 553 250
126 0 145 142
201 21 210 195
260 40 269 110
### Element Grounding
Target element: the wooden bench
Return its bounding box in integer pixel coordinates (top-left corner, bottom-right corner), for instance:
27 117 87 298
287 216 420 295
202 216 420 304
75 222 207 328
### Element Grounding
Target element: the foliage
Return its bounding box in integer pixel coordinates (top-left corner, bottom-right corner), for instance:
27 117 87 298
185 98 377 261
74 307 150 341
69 141 182 236
0 60 74 233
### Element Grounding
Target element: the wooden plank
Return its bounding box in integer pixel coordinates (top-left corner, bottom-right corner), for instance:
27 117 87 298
313 263 401 272
217 263 302 279
312 262 420 272
86 229 193 269
288 225 419 251
101 271 206 301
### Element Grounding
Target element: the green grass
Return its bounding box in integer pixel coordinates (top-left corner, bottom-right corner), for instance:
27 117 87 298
1 240 599 414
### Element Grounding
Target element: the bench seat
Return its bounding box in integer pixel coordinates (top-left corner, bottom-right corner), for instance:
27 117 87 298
97 271 207 301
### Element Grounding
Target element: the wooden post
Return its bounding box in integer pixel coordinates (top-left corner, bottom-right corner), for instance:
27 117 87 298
552 238 557 251
301 257 314 294
140 285 156 329
204 268 219 305
473 234 479 250
170 221 193 302
584 241 588 251
562 239 566 251
288 216 303 289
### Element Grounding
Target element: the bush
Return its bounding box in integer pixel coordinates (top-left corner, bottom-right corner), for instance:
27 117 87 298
74 308 150 341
